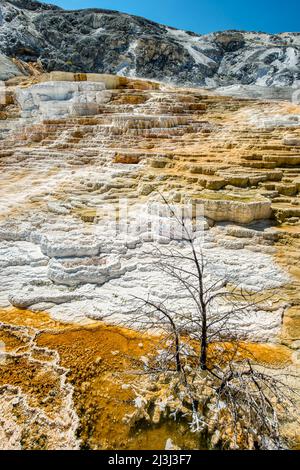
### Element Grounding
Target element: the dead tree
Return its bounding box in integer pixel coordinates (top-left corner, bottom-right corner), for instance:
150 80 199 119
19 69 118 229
125 195 276 370
108 196 299 449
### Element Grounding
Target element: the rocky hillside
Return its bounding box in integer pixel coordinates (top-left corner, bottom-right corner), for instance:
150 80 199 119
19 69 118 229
0 0 299 96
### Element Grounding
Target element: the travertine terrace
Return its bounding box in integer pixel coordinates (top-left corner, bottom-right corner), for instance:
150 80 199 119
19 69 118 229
0 72 300 448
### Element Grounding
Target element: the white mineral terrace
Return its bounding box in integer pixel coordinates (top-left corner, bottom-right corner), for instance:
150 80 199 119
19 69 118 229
0 75 299 347
0 160 290 341
0 72 300 450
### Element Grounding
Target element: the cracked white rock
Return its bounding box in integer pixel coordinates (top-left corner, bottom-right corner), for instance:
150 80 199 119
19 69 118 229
15 81 112 120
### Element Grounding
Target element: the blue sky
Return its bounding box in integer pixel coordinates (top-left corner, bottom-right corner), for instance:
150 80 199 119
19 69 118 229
45 0 299 34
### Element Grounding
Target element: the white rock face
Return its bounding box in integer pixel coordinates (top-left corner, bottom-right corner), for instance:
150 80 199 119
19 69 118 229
243 106 300 128
39 234 101 258
0 241 48 268
215 84 298 101
15 81 112 120
0 212 289 341
48 256 137 287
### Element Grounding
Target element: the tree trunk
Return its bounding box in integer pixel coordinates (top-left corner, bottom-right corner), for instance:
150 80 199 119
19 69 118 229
200 321 207 370
175 333 182 372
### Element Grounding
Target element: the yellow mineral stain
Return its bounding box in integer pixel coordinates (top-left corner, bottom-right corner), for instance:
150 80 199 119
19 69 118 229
0 307 66 329
0 306 294 449
36 323 200 450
